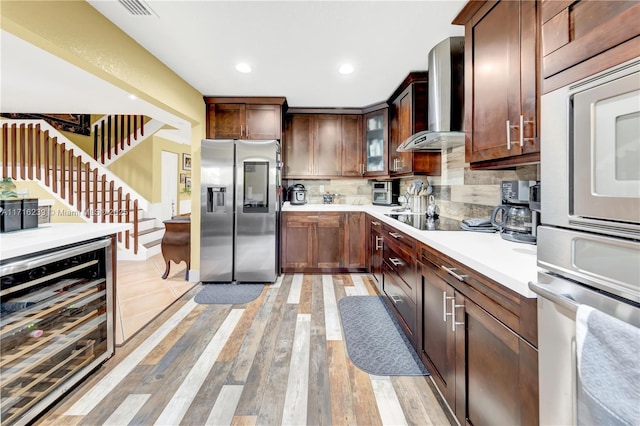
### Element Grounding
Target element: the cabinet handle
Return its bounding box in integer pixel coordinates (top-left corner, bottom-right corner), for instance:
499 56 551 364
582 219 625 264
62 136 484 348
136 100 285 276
391 295 402 304
443 291 454 322
388 232 402 239
375 236 383 250
451 299 465 332
389 257 403 267
306 215 319 219
371 221 380 226
441 265 467 282
521 115 535 144
361 164 365 174
240 125 244 137
506 120 513 150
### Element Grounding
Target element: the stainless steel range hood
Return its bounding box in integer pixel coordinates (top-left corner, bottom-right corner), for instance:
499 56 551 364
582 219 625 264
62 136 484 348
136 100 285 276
397 37 465 152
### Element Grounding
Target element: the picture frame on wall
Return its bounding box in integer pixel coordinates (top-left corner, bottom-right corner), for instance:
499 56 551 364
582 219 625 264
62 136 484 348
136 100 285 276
185 177 192 190
183 154 192 171
180 173 186 184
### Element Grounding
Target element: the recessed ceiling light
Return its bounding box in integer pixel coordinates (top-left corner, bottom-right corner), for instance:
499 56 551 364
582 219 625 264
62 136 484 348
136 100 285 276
129 94 137 100
339 64 354 75
235 63 252 73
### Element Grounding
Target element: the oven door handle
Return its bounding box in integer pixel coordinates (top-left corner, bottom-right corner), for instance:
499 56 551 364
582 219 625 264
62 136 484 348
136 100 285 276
528 281 579 313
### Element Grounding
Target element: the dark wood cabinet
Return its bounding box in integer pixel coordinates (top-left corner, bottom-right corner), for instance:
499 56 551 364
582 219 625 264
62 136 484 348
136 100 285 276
540 0 640 93
281 211 366 273
362 105 389 177
381 223 418 344
417 241 538 426
453 1 540 169
204 97 286 140
283 112 362 179
366 215 383 291
388 73 441 177
341 115 364 177
345 212 366 269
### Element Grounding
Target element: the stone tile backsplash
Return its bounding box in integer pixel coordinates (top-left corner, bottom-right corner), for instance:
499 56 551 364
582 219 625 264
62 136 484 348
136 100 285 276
286 145 540 219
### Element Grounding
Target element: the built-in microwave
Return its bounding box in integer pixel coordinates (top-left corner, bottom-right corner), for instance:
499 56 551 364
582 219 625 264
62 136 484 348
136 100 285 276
542 57 640 239
372 180 400 205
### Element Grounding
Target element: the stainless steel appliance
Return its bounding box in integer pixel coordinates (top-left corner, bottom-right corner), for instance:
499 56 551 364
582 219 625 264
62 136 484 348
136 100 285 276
0 238 115 425
385 213 461 231
490 180 537 244
529 58 640 425
288 183 306 205
396 36 465 151
200 139 280 283
372 180 399 205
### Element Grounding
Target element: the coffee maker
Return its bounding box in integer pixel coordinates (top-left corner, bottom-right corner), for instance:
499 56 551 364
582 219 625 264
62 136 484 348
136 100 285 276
491 180 539 244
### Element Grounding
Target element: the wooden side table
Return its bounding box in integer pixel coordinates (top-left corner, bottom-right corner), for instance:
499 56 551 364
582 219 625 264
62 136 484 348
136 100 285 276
161 218 191 280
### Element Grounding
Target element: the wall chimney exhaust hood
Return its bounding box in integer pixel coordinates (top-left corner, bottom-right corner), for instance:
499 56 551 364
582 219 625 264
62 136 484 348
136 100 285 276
397 36 465 152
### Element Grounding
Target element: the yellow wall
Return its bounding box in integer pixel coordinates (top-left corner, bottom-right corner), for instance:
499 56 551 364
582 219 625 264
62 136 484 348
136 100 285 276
13 181 84 223
1 0 206 271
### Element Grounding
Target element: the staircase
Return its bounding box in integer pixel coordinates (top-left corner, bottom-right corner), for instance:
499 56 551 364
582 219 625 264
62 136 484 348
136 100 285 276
1 118 165 260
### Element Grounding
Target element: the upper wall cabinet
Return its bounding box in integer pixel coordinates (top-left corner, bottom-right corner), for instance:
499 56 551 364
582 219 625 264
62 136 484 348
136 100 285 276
540 0 640 93
283 110 362 179
453 1 540 169
204 97 287 140
363 104 389 178
388 72 441 177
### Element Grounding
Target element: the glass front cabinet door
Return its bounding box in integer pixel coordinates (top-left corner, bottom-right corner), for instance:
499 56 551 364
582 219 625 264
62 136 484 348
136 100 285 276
363 107 389 177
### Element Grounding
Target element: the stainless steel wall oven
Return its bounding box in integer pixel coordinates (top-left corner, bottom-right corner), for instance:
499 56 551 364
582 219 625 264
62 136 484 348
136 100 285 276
530 57 640 425
0 238 115 425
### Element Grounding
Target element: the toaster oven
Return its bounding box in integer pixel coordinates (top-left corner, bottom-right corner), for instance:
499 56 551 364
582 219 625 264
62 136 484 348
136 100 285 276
372 181 399 205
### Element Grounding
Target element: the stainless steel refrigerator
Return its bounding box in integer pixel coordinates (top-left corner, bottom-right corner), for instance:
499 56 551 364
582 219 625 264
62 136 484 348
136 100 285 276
200 139 280 283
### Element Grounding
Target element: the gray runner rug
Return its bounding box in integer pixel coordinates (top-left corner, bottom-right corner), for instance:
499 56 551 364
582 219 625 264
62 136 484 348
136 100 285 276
194 283 264 305
338 296 429 376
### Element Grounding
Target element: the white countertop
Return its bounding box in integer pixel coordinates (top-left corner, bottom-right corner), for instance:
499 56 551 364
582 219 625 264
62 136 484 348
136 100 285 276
282 202 538 298
0 223 131 260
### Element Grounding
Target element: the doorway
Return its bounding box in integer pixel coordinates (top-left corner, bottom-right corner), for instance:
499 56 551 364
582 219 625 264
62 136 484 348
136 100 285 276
161 151 178 220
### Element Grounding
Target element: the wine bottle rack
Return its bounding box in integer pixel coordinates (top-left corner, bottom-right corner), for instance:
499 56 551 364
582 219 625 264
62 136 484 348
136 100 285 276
0 238 114 425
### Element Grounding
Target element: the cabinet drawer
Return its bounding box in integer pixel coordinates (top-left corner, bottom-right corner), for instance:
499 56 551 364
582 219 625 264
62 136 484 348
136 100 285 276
382 223 415 254
383 242 416 303
383 263 416 336
368 216 382 234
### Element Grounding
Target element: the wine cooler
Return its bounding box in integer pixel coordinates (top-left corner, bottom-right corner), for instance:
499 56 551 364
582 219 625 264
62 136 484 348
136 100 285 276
0 237 115 425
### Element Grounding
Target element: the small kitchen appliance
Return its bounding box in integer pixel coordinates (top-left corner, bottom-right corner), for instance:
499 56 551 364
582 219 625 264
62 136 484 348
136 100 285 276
288 184 307 205
372 180 399 205
490 180 537 244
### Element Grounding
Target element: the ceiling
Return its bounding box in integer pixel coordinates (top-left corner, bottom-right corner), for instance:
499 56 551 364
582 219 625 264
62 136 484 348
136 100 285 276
1 1 466 123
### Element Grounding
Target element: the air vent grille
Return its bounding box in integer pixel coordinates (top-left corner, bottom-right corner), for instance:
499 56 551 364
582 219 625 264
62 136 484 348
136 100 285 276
118 0 157 17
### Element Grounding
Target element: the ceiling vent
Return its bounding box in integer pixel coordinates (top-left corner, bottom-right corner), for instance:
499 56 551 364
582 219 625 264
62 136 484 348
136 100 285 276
118 0 158 17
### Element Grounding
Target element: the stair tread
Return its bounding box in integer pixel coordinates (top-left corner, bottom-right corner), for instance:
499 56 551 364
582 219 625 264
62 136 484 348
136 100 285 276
143 238 163 249
138 226 164 236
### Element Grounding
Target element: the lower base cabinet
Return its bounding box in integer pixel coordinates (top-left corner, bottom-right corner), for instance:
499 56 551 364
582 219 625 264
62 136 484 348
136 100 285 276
367 215 383 292
281 211 366 273
418 242 539 426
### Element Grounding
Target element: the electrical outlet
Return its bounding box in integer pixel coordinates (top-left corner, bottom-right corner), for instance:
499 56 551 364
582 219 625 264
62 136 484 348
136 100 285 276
319 185 325 192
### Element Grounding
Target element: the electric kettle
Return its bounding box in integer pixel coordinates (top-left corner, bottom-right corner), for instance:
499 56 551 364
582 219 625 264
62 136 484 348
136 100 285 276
288 184 307 205
490 204 536 244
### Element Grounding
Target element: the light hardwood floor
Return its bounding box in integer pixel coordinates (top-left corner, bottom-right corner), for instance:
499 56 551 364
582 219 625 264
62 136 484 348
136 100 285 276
115 254 195 345
39 269 454 426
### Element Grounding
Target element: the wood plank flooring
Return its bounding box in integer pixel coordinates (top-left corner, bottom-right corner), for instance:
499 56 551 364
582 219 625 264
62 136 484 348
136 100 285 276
36 274 453 426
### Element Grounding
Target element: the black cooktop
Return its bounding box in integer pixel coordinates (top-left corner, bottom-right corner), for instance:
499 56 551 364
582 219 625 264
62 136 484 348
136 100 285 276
385 213 462 231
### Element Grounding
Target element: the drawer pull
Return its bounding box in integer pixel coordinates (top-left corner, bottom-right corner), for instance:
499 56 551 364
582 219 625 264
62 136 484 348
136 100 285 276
390 295 402 304
388 232 402 239
375 236 383 250
441 265 467 282
389 257 403 267
451 299 465 332
371 221 380 226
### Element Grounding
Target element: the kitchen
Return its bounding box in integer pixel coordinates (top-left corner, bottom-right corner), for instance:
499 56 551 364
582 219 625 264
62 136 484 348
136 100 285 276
1 1 639 425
